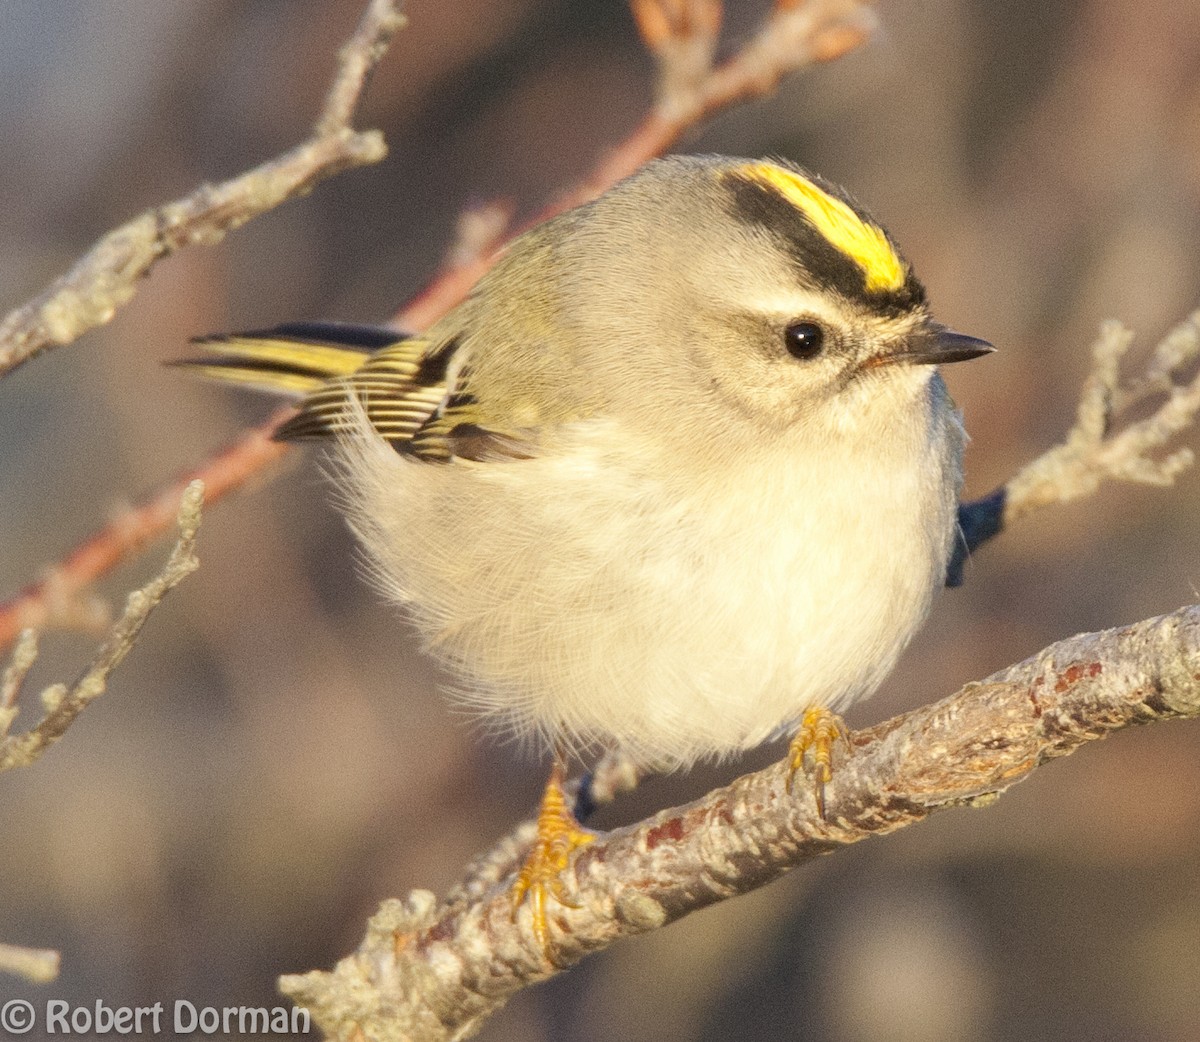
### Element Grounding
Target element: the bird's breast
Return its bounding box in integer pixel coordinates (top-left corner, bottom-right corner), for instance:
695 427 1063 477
336 393 962 768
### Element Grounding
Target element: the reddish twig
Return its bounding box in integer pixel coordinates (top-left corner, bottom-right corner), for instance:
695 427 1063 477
0 411 289 649
397 0 875 330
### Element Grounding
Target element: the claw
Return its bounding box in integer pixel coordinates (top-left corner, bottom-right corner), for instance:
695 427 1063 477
787 706 850 818
511 761 596 954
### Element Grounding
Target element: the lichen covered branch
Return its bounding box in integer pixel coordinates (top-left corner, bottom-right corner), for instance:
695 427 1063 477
0 0 406 379
280 604 1200 1042
949 311 1200 583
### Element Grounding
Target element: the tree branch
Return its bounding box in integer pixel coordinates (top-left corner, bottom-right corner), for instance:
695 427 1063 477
0 482 203 773
1006 314 1200 516
0 0 406 379
280 603 1200 1042
947 310 1200 585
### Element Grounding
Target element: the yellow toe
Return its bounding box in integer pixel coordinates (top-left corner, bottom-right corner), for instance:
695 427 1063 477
787 706 850 818
511 763 596 954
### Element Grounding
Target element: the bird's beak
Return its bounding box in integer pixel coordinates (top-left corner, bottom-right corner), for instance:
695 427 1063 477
863 325 994 369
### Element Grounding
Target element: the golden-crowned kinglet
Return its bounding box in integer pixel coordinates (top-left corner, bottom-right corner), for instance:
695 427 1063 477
186 154 990 939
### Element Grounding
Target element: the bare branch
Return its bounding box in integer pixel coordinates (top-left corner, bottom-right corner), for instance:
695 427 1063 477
280 604 1200 1041
0 0 406 379
0 482 203 773
631 0 723 115
317 0 408 136
1 630 37 725
1006 312 1200 520
950 311 1200 583
0 942 61 984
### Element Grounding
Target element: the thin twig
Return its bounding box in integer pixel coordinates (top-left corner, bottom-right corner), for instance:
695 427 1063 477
280 603 1200 1042
0 0 406 379
0 482 203 773
1006 312 1200 520
631 0 723 116
317 0 408 136
949 310 1200 584
0 629 38 741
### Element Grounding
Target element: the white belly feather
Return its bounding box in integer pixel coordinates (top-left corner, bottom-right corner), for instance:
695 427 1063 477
336 381 961 769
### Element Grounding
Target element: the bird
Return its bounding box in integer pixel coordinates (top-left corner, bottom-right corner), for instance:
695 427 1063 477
180 154 992 951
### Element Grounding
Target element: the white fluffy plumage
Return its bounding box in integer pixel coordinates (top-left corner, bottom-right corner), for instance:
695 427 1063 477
334 367 962 769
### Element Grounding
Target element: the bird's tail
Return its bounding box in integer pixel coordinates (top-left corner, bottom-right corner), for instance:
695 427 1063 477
174 321 407 397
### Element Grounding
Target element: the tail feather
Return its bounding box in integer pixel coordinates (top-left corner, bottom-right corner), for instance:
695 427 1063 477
176 321 409 397
177 361 327 396
176 321 447 447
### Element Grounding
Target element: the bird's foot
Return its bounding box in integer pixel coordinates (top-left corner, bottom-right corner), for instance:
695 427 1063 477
511 762 596 954
786 706 850 819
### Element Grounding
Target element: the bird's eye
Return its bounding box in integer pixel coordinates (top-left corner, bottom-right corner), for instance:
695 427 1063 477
783 321 825 360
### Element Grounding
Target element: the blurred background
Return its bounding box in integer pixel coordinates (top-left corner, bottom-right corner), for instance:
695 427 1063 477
2 0 1200 1039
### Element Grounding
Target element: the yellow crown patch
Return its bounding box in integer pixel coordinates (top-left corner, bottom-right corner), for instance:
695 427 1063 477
736 164 907 294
